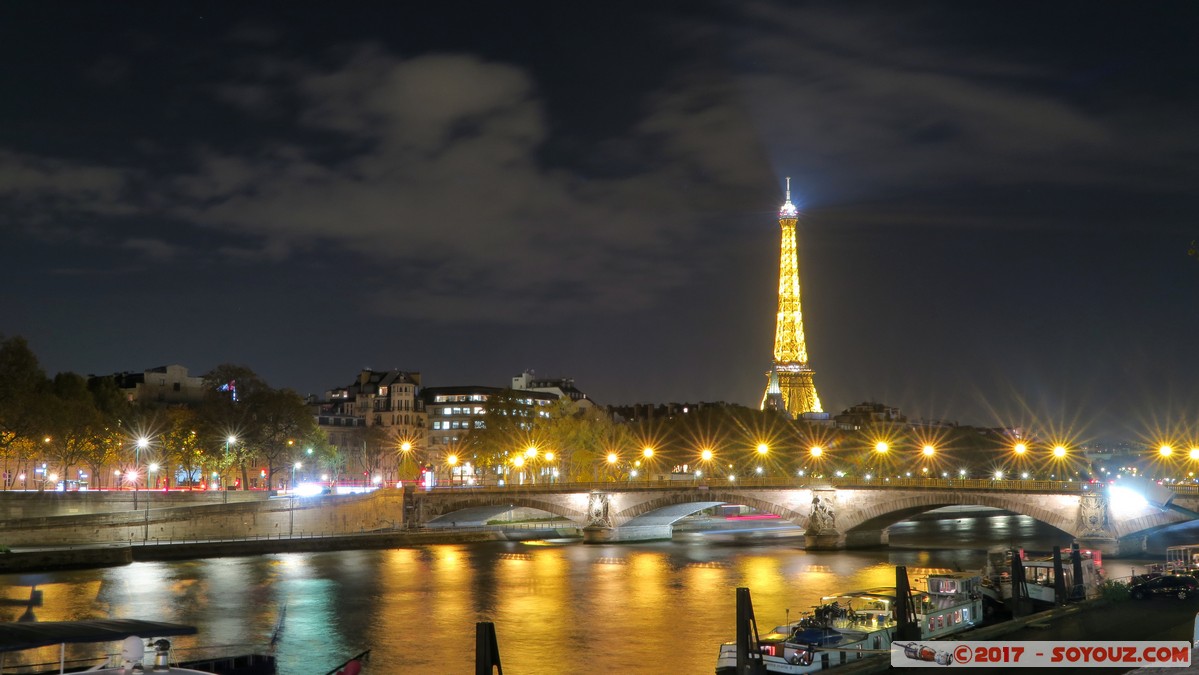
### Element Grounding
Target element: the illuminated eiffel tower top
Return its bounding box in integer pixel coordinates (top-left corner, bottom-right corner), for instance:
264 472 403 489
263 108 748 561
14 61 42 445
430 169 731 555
762 177 822 416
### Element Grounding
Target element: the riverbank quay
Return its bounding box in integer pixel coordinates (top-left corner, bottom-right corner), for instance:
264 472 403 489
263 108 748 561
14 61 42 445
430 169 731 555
0 525 581 573
833 598 1197 674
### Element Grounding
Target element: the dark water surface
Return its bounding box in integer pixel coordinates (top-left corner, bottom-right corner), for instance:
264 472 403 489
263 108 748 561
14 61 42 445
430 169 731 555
2 514 1194 674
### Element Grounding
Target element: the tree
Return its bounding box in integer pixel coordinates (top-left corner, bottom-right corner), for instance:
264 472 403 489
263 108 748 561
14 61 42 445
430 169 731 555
0 336 50 487
249 387 318 489
349 424 391 486
462 389 534 477
43 373 105 489
197 364 266 489
157 406 202 489
539 400 628 481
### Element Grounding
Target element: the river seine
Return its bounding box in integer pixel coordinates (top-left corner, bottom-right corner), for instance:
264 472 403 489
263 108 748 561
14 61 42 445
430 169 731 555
2 512 1192 674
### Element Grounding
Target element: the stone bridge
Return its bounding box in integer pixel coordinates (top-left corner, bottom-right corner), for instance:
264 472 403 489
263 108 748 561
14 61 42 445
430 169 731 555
406 479 1199 556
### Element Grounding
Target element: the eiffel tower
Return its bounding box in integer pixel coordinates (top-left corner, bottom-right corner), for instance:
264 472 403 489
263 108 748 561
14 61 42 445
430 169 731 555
761 178 822 417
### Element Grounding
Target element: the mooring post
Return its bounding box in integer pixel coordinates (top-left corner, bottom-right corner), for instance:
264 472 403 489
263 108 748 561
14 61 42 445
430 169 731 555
475 621 502 675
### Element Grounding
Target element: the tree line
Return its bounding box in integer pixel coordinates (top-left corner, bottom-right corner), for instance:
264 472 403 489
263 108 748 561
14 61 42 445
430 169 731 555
0 335 328 491
2 333 1049 491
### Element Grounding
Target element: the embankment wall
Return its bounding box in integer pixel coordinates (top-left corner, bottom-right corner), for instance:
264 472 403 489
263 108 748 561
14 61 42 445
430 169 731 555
0 490 407 546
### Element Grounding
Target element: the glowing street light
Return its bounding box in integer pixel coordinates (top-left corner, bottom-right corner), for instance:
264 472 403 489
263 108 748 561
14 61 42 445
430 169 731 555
1159 445 1174 458
809 446 823 458
756 443 769 456
1052 445 1067 458
700 448 714 462
1190 447 1199 461
400 441 412 452
874 442 889 454
135 437 149 491
447 454 459 486
1013 442 1027 455
642 447 654 459
922 445 936 457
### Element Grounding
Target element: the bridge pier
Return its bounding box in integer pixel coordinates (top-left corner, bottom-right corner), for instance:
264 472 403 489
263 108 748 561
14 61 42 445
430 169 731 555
582 524 673 543
804 528 889 550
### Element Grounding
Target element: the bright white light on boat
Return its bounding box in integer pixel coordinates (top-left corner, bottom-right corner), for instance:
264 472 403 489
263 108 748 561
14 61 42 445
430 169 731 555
294 482 324 497
1108 484 1148 513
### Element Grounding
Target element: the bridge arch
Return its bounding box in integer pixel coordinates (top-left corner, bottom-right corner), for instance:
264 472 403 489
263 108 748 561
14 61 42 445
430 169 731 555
614 490 805 528
417 492 590 526
837 492 1078 536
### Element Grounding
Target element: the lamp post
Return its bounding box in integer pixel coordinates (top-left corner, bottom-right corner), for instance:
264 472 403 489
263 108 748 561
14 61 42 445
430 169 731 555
149 463 159 490
132 437 149 508
512 455 525 485
135 437 149 492
224 436 236 491
447 454 458 486
525 446 538 484
292 462 302 489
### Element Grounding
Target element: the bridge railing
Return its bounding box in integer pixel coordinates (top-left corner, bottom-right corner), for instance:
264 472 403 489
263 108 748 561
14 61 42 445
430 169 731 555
416 477 1089 493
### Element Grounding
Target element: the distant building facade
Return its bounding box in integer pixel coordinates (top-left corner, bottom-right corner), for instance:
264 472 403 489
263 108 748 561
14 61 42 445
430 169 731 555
314 369 424 438
833 401 906 431
105 365 207 405
421 386 559 450
510 370 595 408
607 400 740 423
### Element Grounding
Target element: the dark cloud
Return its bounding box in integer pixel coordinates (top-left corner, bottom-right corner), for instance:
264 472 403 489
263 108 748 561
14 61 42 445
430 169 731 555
0 2 1196 437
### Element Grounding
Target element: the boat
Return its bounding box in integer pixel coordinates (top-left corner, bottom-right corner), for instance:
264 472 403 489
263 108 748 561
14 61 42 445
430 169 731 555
1166 543 1199 576
977 547 1102 613
0 619 276 674
714 570 984 673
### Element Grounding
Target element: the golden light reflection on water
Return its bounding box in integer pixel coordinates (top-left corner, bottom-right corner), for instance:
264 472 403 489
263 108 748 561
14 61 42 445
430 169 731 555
0 515 1166 674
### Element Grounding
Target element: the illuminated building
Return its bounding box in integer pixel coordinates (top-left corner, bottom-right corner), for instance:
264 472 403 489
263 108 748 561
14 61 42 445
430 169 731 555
761 178 822 417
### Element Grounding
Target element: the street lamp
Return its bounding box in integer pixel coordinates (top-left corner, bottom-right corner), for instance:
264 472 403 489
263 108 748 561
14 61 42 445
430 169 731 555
447 454 459 486
223 436 237 490
149 463 159 489
512 455 525 485
135 437 149 492
525 447 538 483
292 461 302 489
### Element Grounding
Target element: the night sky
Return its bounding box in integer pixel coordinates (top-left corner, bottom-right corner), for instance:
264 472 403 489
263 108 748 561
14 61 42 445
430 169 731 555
2 3 1197 442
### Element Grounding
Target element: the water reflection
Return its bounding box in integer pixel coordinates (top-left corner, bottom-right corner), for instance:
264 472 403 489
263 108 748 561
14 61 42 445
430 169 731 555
0 514 1184 674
